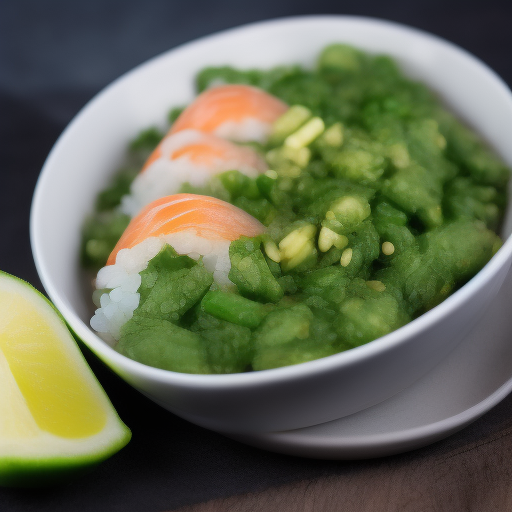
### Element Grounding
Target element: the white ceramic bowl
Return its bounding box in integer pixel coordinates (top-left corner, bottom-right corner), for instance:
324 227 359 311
31 15 512 434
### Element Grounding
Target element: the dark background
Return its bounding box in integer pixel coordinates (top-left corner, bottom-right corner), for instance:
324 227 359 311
2 1 512 511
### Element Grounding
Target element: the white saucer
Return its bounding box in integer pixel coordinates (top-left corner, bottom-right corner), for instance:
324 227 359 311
228 268 512 459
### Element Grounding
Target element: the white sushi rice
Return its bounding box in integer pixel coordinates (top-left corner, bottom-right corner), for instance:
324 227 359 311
90 231 232 344
120 129 265 217
214 118 272 144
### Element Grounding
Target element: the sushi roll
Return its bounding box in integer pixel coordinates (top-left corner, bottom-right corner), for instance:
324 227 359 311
91 193 265 344
170 84 288 143
120 129 268 216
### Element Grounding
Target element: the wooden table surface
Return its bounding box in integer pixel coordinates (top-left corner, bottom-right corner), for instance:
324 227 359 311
2 1 512 510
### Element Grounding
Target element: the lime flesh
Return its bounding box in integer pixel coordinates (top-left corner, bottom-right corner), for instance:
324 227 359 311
0 272 131 487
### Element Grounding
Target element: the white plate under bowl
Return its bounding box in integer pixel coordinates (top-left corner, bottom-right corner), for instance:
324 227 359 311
227 268 512 459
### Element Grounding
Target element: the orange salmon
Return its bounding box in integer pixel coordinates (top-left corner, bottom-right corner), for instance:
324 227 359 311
142 129 266 174
169 84 288 143
108 194 265 265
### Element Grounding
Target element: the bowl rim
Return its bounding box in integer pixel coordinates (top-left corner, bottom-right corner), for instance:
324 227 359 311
31 14 512 389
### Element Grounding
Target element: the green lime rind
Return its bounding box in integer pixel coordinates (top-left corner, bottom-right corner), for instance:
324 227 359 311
0 271 131 488
0 433 130 488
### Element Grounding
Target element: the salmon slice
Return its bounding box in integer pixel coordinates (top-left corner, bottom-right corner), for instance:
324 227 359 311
120 130 268 217
169 85 288 143
142 129 267 174
108 194 265 265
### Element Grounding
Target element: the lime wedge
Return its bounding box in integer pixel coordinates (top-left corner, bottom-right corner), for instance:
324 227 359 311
0 271 131 487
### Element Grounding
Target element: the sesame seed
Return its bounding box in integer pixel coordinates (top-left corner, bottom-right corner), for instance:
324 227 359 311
340 248 353 267
382 241 395 255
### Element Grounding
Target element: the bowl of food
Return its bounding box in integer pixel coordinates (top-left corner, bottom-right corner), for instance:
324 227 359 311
31 15 512 434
